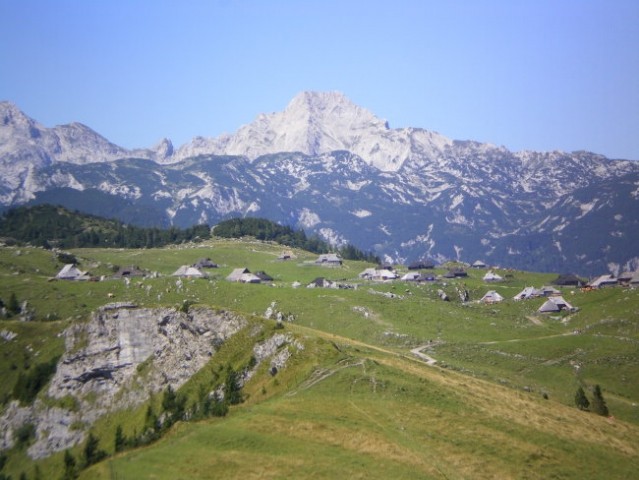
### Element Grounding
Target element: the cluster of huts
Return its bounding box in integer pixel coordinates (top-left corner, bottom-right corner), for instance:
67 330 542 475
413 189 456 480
225 268 273 284
54 257 220 281
54 251 344 286
53 251 639 310
512 285 577 313
475 284 577 313
583 272 639 289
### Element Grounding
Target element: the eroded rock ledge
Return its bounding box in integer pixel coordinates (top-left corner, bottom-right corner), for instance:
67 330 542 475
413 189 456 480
2 306 247 458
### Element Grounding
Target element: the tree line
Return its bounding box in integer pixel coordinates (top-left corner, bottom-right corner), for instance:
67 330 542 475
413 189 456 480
0 205 211 249
0 206 379 262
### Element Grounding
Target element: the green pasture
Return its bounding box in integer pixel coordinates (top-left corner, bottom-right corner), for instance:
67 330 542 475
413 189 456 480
82 341 639 480
1 241 639 479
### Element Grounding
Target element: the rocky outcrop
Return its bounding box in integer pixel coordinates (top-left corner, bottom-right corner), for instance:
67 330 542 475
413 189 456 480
0 305 246 459
252 333 304 377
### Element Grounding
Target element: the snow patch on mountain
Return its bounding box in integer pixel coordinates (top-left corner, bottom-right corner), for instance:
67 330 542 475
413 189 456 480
446 212 472 226
51 172 85 191
245 202 260 214
577 200 597 219
450 194 464 210
400 224 435 249
347 180 370 191
351 209 372 218
298 208 321 228
214 189 249 216
176 187 195 202
152 190 172 200
98 182 141 200
294 178 310 194
551 221 567 232
318 227 347 247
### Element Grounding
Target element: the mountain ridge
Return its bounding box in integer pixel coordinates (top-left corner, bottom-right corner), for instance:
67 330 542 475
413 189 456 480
1 94 638 275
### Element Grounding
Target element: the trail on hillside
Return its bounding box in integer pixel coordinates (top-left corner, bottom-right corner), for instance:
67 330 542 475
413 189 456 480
285 357 366 396
478 331 578 345
409 345 438 365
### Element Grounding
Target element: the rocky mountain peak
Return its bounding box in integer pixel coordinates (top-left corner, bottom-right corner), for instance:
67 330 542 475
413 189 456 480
0 101 42 138
193 91 450 171
283 91 387 130
1 100 30 122
153 137 174 160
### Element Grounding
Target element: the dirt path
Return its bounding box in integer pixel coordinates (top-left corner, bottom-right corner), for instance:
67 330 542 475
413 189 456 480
478 331 578 345
410 345 438 366
526 315 543 326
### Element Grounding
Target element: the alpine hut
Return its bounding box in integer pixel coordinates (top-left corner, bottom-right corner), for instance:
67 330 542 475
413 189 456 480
172 266 206 278
480 290 504 304
56 264 90 281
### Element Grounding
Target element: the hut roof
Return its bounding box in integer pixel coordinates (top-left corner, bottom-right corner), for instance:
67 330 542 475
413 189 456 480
56 264 89 280
483 271 503 282
226 268 250 282
480 290 504 303
172 266 205 278
254 271 274 281
194 258 218 268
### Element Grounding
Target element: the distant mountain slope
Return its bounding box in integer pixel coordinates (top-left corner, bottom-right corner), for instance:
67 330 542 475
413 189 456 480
1 94 638 274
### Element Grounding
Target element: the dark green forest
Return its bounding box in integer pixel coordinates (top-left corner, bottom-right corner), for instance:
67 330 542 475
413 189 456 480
0 205 211 249
0 206 379 262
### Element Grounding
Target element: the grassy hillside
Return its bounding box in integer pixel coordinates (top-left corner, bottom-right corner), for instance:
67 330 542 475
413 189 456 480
82 337 639 480
1 239 638 479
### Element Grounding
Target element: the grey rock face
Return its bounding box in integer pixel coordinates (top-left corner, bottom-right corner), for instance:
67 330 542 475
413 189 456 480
0 306 246 459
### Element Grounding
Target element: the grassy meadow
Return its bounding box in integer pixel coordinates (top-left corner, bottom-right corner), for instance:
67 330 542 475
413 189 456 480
1 239 638 479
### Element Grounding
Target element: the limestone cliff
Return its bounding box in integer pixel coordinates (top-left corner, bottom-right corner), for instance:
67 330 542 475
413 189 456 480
1 304 247 458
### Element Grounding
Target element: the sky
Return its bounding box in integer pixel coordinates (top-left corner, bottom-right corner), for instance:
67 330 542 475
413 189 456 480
1 0 638 160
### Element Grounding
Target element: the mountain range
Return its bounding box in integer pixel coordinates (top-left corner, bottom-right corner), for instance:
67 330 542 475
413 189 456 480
1 92 638 275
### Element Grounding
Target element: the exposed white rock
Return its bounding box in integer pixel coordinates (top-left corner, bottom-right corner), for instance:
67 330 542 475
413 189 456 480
173 92 453 171
0 306 246 459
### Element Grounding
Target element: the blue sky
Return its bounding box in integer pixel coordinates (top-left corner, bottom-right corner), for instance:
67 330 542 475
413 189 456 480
1 0 638 160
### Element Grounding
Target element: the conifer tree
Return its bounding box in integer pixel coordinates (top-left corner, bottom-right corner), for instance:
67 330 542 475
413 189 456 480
224 367 243 405
62 450 77 480
7 293 20 315
114 425 126 452
83 432 107 467
591 384 609 416
574 386 590 411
